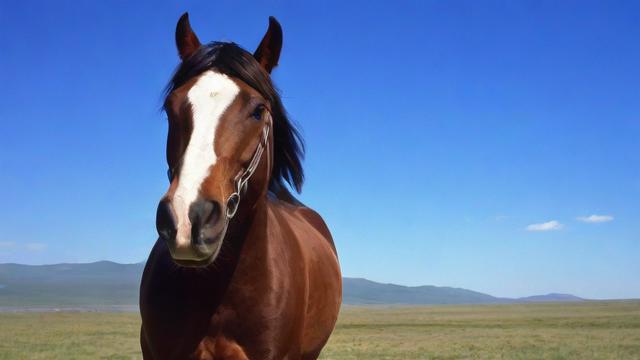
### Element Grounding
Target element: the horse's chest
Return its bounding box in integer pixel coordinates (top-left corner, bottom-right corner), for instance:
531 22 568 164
193 336 249 360
195 290 302 359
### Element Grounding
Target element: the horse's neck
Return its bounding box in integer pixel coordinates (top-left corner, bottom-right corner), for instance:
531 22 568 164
214 195 271 268
224 195 296 275
234 195 273 257
203 194 299 290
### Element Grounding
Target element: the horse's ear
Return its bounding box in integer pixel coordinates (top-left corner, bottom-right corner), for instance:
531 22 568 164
253 17 282 74
175 12 201 61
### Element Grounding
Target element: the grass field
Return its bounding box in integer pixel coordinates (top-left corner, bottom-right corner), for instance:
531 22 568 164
0 301 638 359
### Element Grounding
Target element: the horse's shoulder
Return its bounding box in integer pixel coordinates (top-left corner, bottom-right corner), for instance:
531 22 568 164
267 199 336 253
296 207 333 243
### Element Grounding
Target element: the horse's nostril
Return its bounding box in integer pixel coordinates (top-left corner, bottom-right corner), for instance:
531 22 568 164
188 199 221 244
156 200 177 242
189 199 221 226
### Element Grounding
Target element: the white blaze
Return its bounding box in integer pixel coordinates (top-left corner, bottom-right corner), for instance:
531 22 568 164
172 71 240 247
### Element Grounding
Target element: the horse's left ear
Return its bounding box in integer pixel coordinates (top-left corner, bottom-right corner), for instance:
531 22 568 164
253 17 282 74
176 12 201 61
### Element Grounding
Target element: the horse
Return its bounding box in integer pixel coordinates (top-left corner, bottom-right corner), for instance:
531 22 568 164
139 13 342 360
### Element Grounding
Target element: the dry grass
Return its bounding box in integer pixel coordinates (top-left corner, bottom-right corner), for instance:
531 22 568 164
0 312 141 360
320 301 640 359
0 301 638 359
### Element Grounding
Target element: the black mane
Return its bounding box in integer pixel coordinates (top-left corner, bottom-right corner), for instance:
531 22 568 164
163 42 305 202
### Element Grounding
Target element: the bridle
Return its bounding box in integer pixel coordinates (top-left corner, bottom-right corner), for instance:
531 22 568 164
225 119 271 219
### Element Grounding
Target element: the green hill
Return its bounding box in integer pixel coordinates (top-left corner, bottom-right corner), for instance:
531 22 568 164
342 277 508 305
0 261 143 307
0 261 585 309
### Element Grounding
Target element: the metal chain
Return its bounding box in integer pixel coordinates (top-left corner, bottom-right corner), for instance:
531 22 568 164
225 123 270 219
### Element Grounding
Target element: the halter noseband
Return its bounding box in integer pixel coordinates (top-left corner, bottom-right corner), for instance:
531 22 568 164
225 122 270 219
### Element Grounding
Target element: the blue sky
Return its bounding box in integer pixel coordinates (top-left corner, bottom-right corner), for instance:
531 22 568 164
1 1 638 299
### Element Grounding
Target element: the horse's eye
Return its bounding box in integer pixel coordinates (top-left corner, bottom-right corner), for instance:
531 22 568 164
250 105 264 121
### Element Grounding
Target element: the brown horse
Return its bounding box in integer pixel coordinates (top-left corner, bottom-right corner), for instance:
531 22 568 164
139 13 342 360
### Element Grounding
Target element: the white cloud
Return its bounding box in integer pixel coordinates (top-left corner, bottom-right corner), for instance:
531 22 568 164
526 220 564 232
24 243 47 252
577 214 614 223
0 241 16 248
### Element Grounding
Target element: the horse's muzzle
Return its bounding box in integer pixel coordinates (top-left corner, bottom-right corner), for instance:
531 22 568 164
156 198 225 267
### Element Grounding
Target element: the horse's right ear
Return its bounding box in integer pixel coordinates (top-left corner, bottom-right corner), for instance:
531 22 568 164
253 17 283 74
175 12 201 61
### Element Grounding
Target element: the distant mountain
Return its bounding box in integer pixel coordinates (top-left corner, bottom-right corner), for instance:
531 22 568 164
0 261 586 309
518 293 584 302
343 278 508 305
0 261 143 307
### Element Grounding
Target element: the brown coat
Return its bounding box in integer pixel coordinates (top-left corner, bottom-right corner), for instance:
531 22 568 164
140 198 341 359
